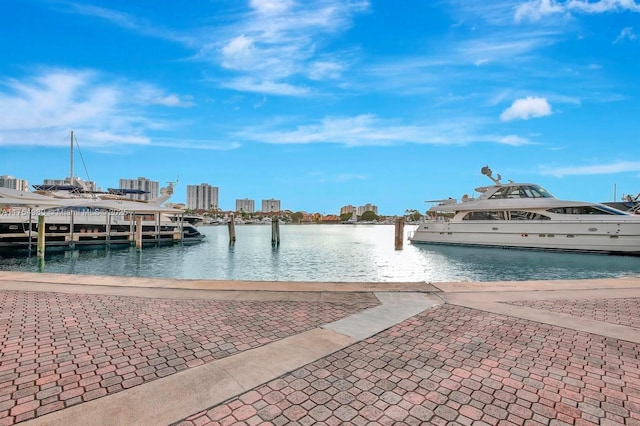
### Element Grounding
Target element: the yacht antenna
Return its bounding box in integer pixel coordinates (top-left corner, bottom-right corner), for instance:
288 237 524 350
69 130 74 185
480 166 502 184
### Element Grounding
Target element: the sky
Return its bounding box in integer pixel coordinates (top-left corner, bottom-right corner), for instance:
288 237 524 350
1 0 639 214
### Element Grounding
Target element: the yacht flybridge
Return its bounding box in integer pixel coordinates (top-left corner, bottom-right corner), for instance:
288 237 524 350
409 166 640 255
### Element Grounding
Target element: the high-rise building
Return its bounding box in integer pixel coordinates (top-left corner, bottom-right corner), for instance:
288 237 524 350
357 203 378 215
340 205 356 215
236 198 255 213
118 177 159 201
42 177 97 191
0 175 29 192
261 199 281 213
187 183 219 211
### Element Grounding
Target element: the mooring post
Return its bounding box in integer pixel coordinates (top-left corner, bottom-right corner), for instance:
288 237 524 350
135 216 143 250
27 208 33 255
37 215 46 258
271 218 280 246
228 214 236 245
395 216 405 250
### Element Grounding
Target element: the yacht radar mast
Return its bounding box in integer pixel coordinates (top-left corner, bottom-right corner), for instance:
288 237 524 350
481 166 502 185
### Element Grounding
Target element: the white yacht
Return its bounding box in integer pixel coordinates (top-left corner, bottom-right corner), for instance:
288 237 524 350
409 166 640 255
0 186 205 251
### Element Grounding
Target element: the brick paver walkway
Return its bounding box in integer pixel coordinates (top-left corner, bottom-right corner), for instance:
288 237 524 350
0 290 378 425
508 298 640 329
177 304 640 426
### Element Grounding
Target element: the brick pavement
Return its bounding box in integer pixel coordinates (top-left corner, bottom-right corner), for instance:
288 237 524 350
0 290 378 425
176 304 640 426
508 298 640 329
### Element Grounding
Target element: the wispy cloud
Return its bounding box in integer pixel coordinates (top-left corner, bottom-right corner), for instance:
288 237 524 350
55 1 369 96
220 77 310 96
500 96 552 121
0 68 203 148
515 0 640 22
233 114 533 147
199 0 369 94
614 27 638 43
539 161 640 177
54 1 196 46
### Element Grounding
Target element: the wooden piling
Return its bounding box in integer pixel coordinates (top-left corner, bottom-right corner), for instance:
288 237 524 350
135 216 143 250
228 214 236 245
37 215 46 258
271 218 280 246
394 217 405 250
69 210 75 249
28 208 33 255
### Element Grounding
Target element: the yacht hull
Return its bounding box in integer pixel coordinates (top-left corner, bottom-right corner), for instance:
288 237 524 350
0 214 204 251
410 220 640 255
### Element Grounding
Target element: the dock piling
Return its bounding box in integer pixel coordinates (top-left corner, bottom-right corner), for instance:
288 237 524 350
394 217 404 250
37 215 46 258
271 218 280 246
135 216 143 250
228 214 236 245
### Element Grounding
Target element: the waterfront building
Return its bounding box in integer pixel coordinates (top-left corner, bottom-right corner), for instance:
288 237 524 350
43 177 97 191
119 177 159 201
262 199 281 213
187 183 219 211
340 205 356 215
0 175 29 192
357 203 378 215
236 198 255 213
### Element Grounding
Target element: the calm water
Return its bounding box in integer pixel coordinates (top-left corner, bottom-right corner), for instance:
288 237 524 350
1 224 639 282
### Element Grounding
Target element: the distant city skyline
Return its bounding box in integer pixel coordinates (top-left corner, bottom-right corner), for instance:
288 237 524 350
2 2 639 213
2 172 385 214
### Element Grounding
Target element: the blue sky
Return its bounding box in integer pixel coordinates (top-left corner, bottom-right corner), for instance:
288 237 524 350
1 0 639 214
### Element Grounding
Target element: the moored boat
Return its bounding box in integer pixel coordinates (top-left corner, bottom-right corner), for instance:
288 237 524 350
409 166 640 255
0 186 204 252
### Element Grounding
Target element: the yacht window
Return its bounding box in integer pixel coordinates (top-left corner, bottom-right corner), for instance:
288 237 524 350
546 206 627 215
507 211 551 220
489 185 554 199
463 211 504 220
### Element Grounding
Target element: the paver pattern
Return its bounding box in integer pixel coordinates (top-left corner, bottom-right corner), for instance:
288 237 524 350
0 290 378 425
177 304 640 426
508 298 640 329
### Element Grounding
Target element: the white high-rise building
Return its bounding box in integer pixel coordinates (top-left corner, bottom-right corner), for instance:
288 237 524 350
42 177 97 192
236 198 255 213
0 175 29 192
357 203 378 215
340 205 356 215
187 183 219 211
118 177 159 201
261 199 281 213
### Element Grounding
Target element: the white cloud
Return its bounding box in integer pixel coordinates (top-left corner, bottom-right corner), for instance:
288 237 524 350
515 0 640 22
233 114 533 147
540 161 640 177
498 135 535 146
500 97 552 121
221 77 309 96
614 27 638 43
210 0 369 91
0 69 195 148
250 0 294 15
308 61 344 80
515 0 564 22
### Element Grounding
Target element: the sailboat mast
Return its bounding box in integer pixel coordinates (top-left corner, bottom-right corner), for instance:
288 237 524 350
70 130 74 184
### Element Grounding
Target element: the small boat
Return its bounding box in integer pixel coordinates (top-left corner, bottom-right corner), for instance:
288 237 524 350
409 166 640 255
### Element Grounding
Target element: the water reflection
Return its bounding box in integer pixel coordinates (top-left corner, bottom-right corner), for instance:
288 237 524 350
1 225 639 282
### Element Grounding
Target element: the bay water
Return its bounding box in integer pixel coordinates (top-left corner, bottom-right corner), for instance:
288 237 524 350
1 224 639 282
